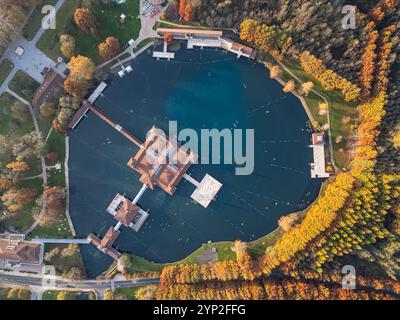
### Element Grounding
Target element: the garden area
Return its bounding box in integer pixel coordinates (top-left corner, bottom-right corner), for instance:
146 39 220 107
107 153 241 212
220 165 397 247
37 0 141 64
43 243 86 279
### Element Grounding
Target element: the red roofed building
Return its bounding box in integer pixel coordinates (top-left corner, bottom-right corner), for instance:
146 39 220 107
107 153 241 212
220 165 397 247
0 234 43 270
32 64 67 109
87 227 122 260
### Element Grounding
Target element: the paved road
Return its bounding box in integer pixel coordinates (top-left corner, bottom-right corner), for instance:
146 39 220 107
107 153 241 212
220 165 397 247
0 272 160 291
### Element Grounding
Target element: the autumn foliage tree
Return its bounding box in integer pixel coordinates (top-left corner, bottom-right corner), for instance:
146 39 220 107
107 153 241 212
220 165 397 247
1 188 37 213
68 55 95 81
240 19 292 59
359 29 378 97
63 77 88 99
7 161 29 172
164 33 173 45
98 37 121 61
269 65 282 79
300 81 314 96
283 80 295 93
178 0 186 18
73 7 98 35
300 51 361 101
261 173 355 275
59 34 76 59
184 0 192 22
0 178 12 191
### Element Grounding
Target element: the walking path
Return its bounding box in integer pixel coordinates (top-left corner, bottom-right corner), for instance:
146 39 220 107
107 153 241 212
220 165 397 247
64 136 76 236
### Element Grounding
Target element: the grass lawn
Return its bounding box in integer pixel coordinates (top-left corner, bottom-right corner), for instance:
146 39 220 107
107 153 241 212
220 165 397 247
30 214 72 238
45 130 66 187
37 0 141 64
8 71 40 101
280 59 357 169
0 93 34 137
35 112 53 138
22 0 58 41
0 59 13 86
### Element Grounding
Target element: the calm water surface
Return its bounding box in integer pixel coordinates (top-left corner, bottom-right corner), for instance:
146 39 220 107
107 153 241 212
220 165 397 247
69 47 322 277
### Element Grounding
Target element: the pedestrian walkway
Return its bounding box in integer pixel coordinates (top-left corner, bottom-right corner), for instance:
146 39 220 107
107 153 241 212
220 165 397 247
32 238 90 244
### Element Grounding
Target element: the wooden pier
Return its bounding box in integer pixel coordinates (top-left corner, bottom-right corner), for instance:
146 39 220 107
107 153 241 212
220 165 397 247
84 101 143 148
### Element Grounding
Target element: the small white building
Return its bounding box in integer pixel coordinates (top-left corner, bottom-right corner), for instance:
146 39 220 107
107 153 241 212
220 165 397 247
310 133 330 178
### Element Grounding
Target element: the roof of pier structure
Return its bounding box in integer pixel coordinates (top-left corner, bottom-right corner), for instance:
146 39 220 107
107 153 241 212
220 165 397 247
107 193 141 227
127 126 196 196
87 227 122 260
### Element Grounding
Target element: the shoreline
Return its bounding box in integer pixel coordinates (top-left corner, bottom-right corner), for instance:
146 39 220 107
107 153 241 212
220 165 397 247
64 135 76 237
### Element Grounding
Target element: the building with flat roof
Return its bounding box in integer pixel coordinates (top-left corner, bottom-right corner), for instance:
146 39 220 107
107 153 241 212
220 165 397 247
310 133 330 178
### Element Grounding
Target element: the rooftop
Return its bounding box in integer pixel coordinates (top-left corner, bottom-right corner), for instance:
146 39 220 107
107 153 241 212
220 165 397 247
107 193 140 227
191 174 223 208
311 133 330 178
127 126 196 195
32 68 65 109
0 234 42 266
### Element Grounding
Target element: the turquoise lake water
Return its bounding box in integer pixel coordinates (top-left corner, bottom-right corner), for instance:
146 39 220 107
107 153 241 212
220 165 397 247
68 47 322 277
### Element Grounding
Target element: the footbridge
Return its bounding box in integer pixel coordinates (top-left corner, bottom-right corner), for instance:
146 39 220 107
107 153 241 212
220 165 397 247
133 184 148 205
32 238 90 244
84 101 143 148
